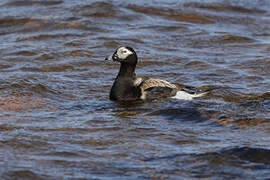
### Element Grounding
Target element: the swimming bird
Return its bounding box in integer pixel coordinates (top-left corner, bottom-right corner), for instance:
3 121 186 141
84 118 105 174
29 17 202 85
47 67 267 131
105 46 208 102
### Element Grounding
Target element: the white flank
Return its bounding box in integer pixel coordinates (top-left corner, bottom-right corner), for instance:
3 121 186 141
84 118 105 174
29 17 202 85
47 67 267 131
171 90 206 100
134 77 143 86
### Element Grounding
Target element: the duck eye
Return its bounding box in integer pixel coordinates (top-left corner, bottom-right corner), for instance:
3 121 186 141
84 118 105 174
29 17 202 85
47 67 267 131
122 50 127 54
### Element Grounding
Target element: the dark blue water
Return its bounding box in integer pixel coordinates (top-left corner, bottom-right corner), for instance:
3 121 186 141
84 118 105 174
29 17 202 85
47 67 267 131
0 0 270 179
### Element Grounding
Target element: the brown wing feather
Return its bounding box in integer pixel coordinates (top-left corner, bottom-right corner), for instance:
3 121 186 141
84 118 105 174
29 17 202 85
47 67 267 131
134 77 214 100
139 78 176 91
133 77 179 100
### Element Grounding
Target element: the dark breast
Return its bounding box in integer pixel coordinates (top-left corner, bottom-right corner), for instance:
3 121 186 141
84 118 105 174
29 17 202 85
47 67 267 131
110 77 142 101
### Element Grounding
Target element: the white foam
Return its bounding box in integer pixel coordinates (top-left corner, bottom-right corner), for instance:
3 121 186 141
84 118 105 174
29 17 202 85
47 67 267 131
171 90 206 100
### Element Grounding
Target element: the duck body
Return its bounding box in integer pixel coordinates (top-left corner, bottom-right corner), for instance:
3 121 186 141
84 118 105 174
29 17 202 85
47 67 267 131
106 46 207 102
110 76 142 101
110 76 178 101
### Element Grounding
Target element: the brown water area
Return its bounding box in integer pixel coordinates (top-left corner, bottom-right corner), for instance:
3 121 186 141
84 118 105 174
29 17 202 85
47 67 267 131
0 0 270 179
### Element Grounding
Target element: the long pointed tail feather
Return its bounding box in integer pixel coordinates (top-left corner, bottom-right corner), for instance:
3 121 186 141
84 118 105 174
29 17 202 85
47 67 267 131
172 84 217 100
172 90 207 100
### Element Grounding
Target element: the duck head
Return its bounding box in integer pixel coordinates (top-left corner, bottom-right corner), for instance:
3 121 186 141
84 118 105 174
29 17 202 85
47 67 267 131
105 46 137 65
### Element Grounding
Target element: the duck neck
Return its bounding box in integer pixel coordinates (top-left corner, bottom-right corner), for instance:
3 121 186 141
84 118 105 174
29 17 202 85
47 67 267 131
117 63 136 78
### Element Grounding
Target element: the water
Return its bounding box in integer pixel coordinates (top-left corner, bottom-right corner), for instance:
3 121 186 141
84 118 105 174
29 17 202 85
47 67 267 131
0 0 270 179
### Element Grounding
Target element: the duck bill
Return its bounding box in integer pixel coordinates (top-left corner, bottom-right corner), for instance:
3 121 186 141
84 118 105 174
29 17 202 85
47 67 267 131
105 54 113 61
105 53 120 62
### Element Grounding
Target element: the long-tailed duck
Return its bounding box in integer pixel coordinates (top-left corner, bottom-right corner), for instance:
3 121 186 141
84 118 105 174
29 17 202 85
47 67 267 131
105 46 208 102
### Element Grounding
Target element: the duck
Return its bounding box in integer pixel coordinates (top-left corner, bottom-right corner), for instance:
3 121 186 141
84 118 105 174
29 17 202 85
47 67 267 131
105 46 208 102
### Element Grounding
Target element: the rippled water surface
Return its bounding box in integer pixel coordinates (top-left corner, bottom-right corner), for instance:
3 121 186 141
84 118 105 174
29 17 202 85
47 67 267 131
1 0 270 179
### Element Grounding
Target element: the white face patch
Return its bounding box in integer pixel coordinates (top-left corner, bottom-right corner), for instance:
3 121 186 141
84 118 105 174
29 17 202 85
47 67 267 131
116 47 133 60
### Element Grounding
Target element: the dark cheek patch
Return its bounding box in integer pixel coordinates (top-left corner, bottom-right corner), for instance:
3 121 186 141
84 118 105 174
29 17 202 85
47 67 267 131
113 53 118 61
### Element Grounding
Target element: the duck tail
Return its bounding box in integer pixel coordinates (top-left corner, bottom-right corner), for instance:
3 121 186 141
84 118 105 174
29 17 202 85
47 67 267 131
172 84 217 100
